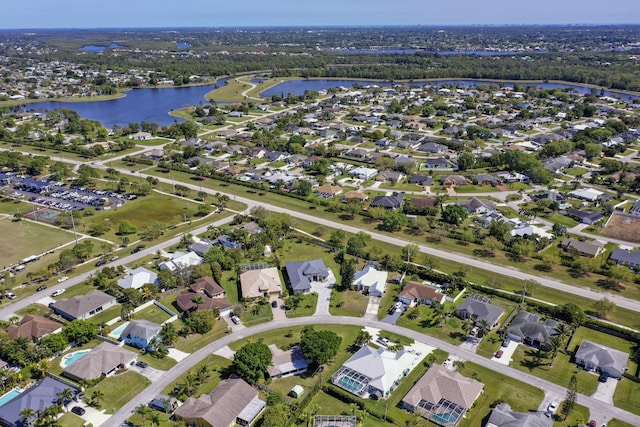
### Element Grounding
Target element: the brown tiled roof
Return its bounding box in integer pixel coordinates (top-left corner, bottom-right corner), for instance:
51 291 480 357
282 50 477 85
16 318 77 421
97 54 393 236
402 365 483 410
175 290 232 313
190 277 225 297
5 315 62 340
399 281 444 303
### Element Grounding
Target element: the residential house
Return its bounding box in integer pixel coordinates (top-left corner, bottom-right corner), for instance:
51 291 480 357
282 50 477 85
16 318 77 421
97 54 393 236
117 267 159 290
267 344 310 379
174 378 266 427
51 290 117 321
314 184 343 199
510 225 554 240
401 365 484 427
63 342 137 382
629 200 640 217
211 235 242 250
332 345 421 398
409 174 433 186
352 265 388 297
485 402 552 427
148 394 179 413
475 173 502 185
265 151 289 162
418 142 448 154
376 170 405 183
455 197 497 214
398 282 447 307
159 251 204 272
507 311 561 349
0 377 79 427
176 277 232 316
609 248 640 268
564 208 604 225
342 190 368 203
285 259 331 294
574 340 629 379
569 188 604 202
119 319 162 350
5 315 62 341
456 295 504 328
349 166 378 180
140 149 164 161
559 238 604 258
346 148 368 159
129 131 152 140
370 192 405 210
424 158 451 169
239 267 283 299
189 240 215 257
495 171 528 183
441 175 469 187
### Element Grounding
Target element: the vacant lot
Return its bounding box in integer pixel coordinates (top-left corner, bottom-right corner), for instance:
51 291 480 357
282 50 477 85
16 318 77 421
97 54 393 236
0 216 76 267
602 213 640 243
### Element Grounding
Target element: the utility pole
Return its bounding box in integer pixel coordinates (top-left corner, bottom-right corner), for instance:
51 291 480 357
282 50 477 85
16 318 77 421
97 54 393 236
70 209 79 246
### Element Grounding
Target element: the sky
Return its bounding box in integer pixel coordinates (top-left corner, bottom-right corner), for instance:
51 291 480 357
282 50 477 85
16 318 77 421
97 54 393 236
1 0 640 29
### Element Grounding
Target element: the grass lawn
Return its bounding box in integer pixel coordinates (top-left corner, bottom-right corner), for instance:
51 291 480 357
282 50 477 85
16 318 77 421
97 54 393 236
553 402 590 427
219 270 240 304
476 331 504 358
91 371 151 413
162 354 233 397
285 293 318 318
0 216 77 267
396 308 469 346
378 182 424 192
378 283 401 320
329 290 368 317
607 419 637 427
240 302 273 326
88 304 122 325
174 318 230 353
549 214 580 228
454 184 500 193
128 346 177 370
291 391 389 427
564 167 589 177
510 346 599 395
15 303 52 318
613 377 640 415
134 303 175 324
58 413 86 427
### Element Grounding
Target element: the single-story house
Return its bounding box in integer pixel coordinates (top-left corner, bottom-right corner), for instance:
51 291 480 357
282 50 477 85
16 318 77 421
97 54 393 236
575 340 629 379
174 378 266 427
148 394 179 413
332 345 421 398
559 238 604 258
376 170 405 183
176 277 232 316
119 319 162 350
117 267 159 290
564 208 604 225
314 184 343 199
441 175 469 187
63 342 137 382
456 295 504 328
398 282 447 307
51 290 117 321
475 173 502 185
239 267 283 299
267 344 310 379
370 192 404 210
0 377 79 427
342 190 368 202
609 248 640 268
507 311 561 350
159 251 204 272
424 158 451 169
486 402 552 427
285 259 331 294
5 314 62 341
510 225 553 240
401 365 484 427
409 174 433 186
569 188 604 202
211 235 242 250
349 166 378 180
129 131 152 140
455 197 497 214
352 265 388 297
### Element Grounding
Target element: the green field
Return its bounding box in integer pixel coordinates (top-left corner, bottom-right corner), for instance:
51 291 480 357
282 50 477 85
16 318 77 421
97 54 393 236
92 371 151 413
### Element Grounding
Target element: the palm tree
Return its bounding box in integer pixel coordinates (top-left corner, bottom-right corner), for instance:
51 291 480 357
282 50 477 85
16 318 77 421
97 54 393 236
160 323 177 347
432 302 446 327
19 407 36 426
56 388 74 413
547 336 564 367
135 404 151 427
479 319 491 337
554 322 571 341
149 411 161 427
90 389 104 408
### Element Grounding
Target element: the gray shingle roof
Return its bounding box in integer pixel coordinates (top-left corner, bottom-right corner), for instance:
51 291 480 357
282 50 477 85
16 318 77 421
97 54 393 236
285 259 329 292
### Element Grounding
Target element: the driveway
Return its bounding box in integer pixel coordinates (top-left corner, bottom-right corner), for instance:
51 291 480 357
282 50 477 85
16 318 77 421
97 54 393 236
70 403 111 427
270 295 287 321
591 377 618 404
459 337 480 353
491 340 519 365
131 364 165 382
364 296 380 320
310 270 335 316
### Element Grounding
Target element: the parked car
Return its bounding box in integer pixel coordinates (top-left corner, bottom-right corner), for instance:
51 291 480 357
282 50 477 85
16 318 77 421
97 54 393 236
95 260 106 267
546 401 558 416
52 289 65 297
57 276 69 283
587 420 597 427
36 285 47 292
502 338 510 347
495 350 504 358
394 301 403 309
131 247 141 254
271 300 278 308
6 292 16 299
71 406 86 416
377 337 390 346
110 255 119 261
136 361 148 368
470 326 479 337
231 315 241 325
598 373 608 382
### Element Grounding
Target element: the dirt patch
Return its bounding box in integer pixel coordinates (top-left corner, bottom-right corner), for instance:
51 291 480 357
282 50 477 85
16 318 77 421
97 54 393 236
602 213 640 243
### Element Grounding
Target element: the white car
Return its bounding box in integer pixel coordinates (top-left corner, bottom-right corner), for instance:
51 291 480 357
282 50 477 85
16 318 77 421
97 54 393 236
394 301 403 309
52 289 66 297
57 276 69 283
231 316 241 325
546 401 559 416
5 292 16 299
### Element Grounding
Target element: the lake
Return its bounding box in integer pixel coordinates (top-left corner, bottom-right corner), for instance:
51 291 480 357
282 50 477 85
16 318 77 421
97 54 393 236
23 77 637 128
79 43 125 53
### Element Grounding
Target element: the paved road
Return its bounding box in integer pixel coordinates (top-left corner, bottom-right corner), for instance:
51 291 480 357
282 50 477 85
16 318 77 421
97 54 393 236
106 315 640 427
0 214 235 321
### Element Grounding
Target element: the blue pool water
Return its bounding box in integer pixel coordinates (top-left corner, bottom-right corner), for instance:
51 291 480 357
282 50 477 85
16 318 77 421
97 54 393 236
62 350 90 367
0 389 21 407
432 413 458 424
336 376 363 393
110 322 130 339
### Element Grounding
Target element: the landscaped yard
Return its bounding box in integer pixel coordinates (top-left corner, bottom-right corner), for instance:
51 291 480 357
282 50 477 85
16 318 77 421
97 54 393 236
613 377 640 415
162 354 233 397
58 413 86 427
377 283 401 320
329 290 368 317
134 303 175 324
173 318 230 353
91 371 151 413
396 306 469 345
285 293 318 318
240 302 273 326
552 402 590 427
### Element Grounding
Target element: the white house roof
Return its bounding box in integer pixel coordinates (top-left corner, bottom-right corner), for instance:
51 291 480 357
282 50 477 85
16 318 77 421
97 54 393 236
352 266 388 295
342 346 417 395
159 251 204 272
510 225 553 240
569 188 604 201
117 267 158 290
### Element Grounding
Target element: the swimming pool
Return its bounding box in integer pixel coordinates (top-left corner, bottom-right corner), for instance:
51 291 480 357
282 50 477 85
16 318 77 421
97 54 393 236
432 412 459 425
0 389 21 407
60 350 90 368
336 376 364 394
109 321 130 339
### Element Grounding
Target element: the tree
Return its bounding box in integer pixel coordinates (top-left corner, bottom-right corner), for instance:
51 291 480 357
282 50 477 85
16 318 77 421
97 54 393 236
560 303 586 326
135 404 152 427
90 389 104 408
183 310 216 334
552 223 567 237
19 407 36 426
62 320 97 344
261 404 289 427
594 297 615 319
56 388 74 412
562 375 578 420
456 151 476 171
233 342 272 384
294 180 313 197
432 302 446 327
356 330 372 346
339 257 356 290
300 328 342 365
159 322 177 346
402 244 420 263
381 210 408 231
118 220 137 235
441 205 468 225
